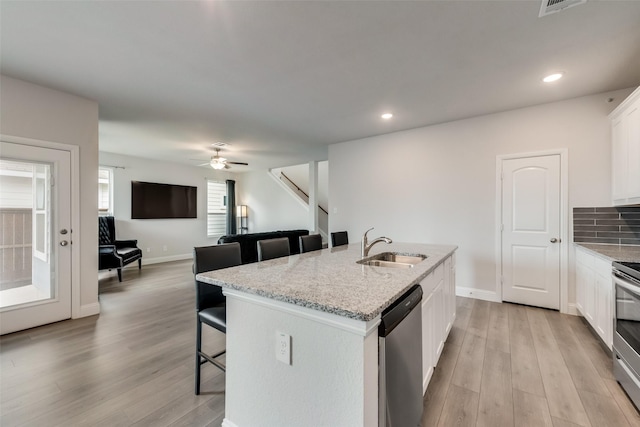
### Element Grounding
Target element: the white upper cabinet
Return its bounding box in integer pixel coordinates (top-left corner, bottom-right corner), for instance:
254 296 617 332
610 86 640 206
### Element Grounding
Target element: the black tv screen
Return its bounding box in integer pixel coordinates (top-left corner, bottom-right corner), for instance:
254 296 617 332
131 181 197 219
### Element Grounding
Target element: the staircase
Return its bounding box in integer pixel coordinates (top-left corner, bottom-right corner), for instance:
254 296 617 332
270 163 329 243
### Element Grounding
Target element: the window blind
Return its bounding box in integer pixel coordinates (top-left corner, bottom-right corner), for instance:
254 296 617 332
207 180 226 237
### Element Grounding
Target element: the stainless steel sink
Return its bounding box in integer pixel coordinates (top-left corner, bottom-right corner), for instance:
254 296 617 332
357 252 427 269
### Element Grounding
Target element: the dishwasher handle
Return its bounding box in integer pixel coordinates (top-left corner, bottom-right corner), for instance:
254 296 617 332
379 284 423 337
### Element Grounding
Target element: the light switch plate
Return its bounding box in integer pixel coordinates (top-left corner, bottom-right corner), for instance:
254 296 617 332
276 332 291 365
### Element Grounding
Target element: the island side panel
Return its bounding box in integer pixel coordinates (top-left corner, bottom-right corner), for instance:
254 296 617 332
223 293 379 427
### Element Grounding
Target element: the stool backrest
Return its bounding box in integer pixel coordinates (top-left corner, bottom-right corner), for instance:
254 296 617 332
299 234 323 253
257 237 290 261
193 242 242 310
331 231 349 247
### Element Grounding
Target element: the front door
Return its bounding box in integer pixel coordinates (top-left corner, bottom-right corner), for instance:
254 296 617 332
501 154 561 310
0 141 72 334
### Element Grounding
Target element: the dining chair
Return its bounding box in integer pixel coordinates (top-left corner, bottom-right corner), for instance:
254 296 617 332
299 234 323 253
331 231 349 247
193 242 242 395
257 237 290 261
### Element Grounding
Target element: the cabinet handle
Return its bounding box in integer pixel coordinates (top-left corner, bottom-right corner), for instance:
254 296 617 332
550 238 558 243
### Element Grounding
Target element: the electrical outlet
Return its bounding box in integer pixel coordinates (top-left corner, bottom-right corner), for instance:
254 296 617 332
276 332 291 365
146 247 151 253
163 245 167 252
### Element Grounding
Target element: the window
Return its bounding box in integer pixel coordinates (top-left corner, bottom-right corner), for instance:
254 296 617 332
98 167 113 216
207 180 226 237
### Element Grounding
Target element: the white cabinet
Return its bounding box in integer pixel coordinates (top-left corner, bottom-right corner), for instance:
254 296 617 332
610 86 640 206
575 246 613 349
420 254 456 394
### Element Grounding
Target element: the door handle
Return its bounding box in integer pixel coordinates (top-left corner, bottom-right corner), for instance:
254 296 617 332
60 240 69 247
550 238 559 243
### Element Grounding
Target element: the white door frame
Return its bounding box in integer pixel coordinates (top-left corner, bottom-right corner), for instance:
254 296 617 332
1 134 81 318
495 149 569 313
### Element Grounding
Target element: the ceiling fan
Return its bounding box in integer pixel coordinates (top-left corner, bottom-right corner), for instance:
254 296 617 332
203 148 249 170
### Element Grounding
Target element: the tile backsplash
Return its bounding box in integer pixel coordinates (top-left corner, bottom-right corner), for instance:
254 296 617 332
573 206 640 245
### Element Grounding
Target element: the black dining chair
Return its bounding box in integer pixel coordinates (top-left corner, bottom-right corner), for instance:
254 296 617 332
331 231 349 247
193 242 242 395
299 234 323 253
257 237 290 261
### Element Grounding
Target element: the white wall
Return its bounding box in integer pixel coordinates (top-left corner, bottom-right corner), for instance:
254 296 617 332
329 88 635 304
1 74 99 315
99 152 235 263
235 170 309 233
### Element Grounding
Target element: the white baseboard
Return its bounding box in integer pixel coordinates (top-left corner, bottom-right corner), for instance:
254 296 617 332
138 253 192 266
456 286 501 302
565 303 579 316
76 302 100 318
222 419 239 427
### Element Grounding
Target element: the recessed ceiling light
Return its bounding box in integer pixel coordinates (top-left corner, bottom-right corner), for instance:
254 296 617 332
542 72 563 83
381 113 393 119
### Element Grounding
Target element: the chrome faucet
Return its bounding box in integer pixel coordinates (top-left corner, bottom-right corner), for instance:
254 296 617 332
361 227 392 258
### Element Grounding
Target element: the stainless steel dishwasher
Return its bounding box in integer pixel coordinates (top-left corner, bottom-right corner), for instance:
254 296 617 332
379 284 423 427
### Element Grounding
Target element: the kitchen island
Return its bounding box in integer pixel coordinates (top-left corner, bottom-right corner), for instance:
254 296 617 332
197 242 457 427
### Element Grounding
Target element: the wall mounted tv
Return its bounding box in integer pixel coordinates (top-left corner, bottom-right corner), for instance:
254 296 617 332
131 181 197 219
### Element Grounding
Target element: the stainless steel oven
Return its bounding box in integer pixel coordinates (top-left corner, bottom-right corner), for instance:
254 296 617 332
613 261 640 409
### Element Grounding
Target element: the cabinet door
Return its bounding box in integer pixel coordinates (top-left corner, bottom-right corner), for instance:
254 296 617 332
421 292 435 394
575 261 587 316
595 272 611 349
443 256 454 335
612 116 628 201
594 256 613 350
433 278 445 362
584 267 596 326
626 104 640 199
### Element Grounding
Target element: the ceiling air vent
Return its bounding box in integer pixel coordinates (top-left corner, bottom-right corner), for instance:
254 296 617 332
539 0 586 17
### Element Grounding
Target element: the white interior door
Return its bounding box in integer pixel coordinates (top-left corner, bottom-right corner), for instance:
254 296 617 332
501 154 561 310
0 141 72 334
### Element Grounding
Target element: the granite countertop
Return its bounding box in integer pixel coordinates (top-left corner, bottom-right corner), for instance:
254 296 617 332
575 243 640 262
196 242 457 322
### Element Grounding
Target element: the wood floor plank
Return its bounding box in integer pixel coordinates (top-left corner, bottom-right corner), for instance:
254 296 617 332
577 388 631 427
436 384 479 427
508 304 546 397
476 346 514 427
603 378 640 426
527 308 591 426
513 388 553 427
466 299 491 339
551 417 584 427
422 342 462 426
450 332 486 393
486 301 510 353
565 314 615 380
544 310 611 397
447 297 473 346
167 393 225 427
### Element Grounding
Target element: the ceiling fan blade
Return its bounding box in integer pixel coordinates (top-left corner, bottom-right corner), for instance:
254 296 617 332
227 161 249 166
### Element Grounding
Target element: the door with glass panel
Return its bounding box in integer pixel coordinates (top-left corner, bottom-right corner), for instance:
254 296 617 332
0 141 71 335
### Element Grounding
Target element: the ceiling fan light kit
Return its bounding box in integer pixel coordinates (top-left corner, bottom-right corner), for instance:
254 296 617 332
210 159 227 170
206 147 249 170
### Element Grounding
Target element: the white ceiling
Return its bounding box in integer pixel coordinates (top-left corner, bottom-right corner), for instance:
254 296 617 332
2 1 640 171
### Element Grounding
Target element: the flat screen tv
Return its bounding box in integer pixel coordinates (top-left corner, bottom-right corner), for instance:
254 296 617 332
131 181 197 219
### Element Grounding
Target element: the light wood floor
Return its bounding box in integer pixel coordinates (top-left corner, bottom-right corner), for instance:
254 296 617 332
422 297 640 427
1 260 639 426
